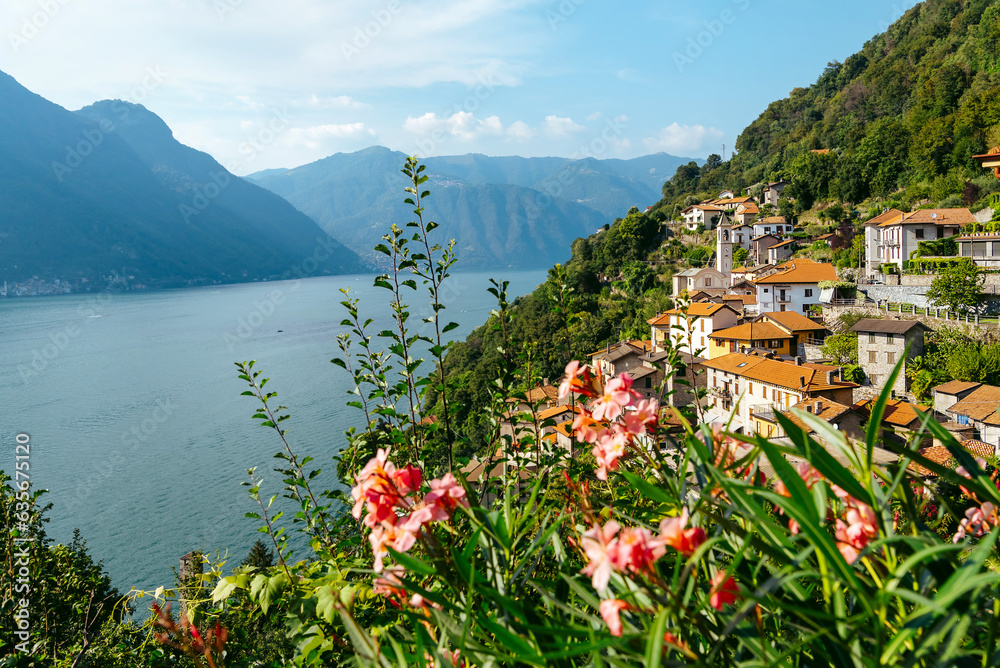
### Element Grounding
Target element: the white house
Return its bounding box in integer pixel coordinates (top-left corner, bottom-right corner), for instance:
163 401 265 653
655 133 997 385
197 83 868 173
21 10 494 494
648 303 740 357
671 267 728 297
752 216 793 238
681 204 727 231
755 259 837 314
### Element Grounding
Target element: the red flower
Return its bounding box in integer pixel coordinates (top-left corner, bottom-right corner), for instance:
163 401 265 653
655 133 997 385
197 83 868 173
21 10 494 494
709 571 740 611
599 599 630 637
658 508 706 557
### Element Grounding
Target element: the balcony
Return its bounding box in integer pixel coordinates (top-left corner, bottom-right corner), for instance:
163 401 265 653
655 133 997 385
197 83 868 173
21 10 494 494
709 387 732 400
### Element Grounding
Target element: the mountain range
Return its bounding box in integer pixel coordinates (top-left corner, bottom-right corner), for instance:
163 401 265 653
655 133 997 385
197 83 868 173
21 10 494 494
0 70 366 290
248 148 697 269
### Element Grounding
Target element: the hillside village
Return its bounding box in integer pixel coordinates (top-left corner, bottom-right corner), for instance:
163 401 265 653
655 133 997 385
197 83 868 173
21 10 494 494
482 180 1000 482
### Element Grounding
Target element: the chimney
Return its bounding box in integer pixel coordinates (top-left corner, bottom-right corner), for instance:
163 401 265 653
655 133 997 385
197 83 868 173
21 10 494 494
805 405 813 413
800 375 806 389
815 400 823 413
826 370 835 385
795 356 803 366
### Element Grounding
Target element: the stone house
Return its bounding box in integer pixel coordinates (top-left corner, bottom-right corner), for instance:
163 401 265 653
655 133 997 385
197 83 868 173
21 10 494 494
672 267 729 297
851 319 929 395
752 398 865 441
762 180 787 207
766 238 796 265
750 234 783 265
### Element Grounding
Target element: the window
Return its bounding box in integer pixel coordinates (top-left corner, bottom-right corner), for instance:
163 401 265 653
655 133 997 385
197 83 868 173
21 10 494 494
763 387 769 400
645 377 652 388
700 319 705 332
887 352 895 364
886 333 894 344
915 228 924 240
767 424 774 437
869 333 876 344
674 363 686 378
770 339 781 348
705 278 712 287
780 305 786 311
764 288 770 293
748 382 753 395
869 351 876 363
804 289 813 297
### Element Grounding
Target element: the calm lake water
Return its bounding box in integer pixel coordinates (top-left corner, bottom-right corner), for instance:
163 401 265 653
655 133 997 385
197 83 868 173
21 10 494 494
0 270 546 593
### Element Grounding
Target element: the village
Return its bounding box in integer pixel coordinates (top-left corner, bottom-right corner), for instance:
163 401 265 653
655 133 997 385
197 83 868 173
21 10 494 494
473 173 1000 484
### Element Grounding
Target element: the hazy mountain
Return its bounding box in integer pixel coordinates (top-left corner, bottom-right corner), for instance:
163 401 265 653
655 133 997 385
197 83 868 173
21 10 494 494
248 147 698 268
0 71 365 290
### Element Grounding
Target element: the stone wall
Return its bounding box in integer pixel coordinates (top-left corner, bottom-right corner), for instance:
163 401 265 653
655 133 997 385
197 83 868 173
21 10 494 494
859 285 932 306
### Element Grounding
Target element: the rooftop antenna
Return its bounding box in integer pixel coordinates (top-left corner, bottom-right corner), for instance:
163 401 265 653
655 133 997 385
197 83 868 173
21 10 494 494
722 144 726 161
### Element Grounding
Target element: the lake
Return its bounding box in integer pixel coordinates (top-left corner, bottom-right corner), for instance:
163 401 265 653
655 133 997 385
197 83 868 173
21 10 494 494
0 269 547 593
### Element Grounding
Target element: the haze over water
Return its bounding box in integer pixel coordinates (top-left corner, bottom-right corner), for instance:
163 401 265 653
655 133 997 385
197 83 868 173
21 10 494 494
0 270 546 593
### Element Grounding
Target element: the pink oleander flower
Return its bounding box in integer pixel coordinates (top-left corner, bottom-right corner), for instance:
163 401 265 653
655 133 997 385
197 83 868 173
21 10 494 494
599 599 630 637
560 361 594 398
834 521 860 563
352 449 421 529
573 410 603 444
623 399 658 436
957 457 990 497
580 520 621 591
424 473 469 515
774 461 822 497
954 502 998 543
616 526 666 577
372 566 407 603
592 374 638 422
369 520 420 572
834 500 878 564
658 508 707 557
392 465 423 496
709 571 740 611
593 425 629 480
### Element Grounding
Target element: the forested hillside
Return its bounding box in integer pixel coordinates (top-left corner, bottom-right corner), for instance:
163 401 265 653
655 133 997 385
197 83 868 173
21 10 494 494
656 0 1000 215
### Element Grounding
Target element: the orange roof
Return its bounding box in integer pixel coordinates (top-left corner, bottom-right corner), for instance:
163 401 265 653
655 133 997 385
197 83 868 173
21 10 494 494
865 209 905 227
656 303 737 320
704 353 857 392
738 203 760 214
760 311 826 332
911 439 995 477
783 398 853 433
900 208 975 226
709 322 792 342
948 384 1000 424
760 216 788 224
537 404 579 421
523 385 560 404
852 398 927 429
810 149 832 155
933 380 982 396
755 259 838 285
722 294 757 305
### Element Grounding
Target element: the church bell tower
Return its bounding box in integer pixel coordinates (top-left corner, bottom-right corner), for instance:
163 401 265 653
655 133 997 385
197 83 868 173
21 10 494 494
716 218 733 285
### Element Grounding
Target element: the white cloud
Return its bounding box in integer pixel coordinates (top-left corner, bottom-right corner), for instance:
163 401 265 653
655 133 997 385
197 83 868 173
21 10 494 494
586 111 603 121
643 123 724 155
505 120 535 141
544 115 584 136
404 111 505 140
285 123 376 149
301 94 369 110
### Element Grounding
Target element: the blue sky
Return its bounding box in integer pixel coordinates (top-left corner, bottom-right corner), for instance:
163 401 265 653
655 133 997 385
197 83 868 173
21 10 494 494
1 0 920 174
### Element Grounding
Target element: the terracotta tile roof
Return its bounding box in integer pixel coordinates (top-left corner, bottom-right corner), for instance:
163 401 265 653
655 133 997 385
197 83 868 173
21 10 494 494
537 404 580 421
771 239 797 248
782 399 853 433
658 303 738 318
900 208 975 226
948 384 1000 423
852 398 927 429
524 385 560 403
709 322 793 342
933 380 982 396
911 439 995 477
755 259 838 285
704 353 857 392
864 209 905 227
811 148 832 155
729 196 754 204
722 294 757 305
815 233 835 241
760 216 788 224
738 203 760 214
849 319 930 334
761 311 826 332
589 340 653 361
